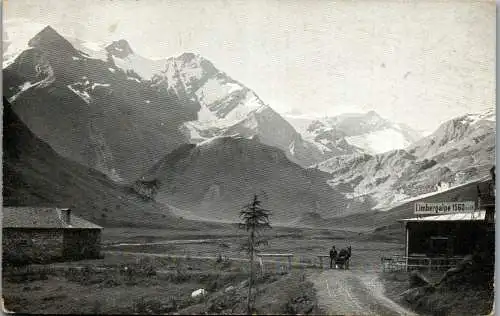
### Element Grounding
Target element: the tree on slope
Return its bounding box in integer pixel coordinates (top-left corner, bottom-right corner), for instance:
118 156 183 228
239 194 272 314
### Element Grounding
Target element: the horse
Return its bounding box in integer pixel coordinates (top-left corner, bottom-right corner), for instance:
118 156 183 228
335 246 352 270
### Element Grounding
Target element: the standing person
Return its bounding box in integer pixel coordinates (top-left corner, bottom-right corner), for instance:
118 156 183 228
329 246 337 269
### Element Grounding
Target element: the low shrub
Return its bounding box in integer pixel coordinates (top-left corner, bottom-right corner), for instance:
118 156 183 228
132 297 164 314
136 257 157 276
163 268 190 283
64 266 97 284
5 270 50 283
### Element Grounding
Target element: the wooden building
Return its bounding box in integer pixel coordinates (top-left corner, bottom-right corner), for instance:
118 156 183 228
2 207 103 265
396 178 495 271
400 211 493 258
382 168 495 271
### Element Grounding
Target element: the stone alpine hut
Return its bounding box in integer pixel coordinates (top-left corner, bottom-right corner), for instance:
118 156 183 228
2 207 103 264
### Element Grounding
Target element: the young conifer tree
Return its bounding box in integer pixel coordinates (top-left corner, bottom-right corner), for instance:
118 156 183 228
239 194 272 314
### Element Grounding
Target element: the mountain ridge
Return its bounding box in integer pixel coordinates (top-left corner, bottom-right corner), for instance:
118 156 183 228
4 25 339 169
318 109 495 211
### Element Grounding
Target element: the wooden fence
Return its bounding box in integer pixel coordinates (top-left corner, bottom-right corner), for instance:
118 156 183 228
381 255 464 272
316 255 331 269
256 253 294 273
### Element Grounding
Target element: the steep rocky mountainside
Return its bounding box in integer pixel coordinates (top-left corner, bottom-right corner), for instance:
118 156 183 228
3 26 199 183
408 110 495 161
2 97 206 229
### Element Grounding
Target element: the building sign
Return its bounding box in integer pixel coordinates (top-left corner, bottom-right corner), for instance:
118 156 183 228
414 201 476 215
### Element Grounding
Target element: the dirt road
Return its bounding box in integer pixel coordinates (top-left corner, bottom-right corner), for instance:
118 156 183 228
310 269 416 316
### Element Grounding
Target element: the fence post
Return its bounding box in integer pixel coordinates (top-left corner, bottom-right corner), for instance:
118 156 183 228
288 256 292 271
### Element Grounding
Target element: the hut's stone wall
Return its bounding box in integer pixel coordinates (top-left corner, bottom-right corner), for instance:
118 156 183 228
2 229 64 264
62 229 101 260
2 228 102 264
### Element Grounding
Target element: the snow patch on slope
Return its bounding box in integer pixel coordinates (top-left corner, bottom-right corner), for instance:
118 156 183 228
225 92 264 122
91 83 111 89
462 110 496 125
189 88 266 132
127 77 141 83
81 41 104 52
196 134 242 147
345 128 411 154
67 84 91 104
8 81 40 102
195 77 243 109
183 123 205 142
112 54 165 80
197 103 219 121
78 41 108 61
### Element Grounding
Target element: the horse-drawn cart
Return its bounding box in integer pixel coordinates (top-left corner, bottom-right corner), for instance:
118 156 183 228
334 246 352 270
335 254 350 270
319 246 352 270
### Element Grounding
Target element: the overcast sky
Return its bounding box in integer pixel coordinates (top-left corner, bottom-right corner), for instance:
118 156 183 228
4 0 495 134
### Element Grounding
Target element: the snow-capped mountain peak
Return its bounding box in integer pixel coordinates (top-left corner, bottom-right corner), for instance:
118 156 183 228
102 40 166 80
461 109 496 125
409 108 496 159
105 39 134 58
28 25 79 57
149 53 332 167
291 111 422 155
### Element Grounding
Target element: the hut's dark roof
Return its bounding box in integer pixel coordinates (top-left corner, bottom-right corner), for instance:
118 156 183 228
2 207 102 229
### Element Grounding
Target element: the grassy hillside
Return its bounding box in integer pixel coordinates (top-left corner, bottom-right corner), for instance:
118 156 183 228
141 136 362 224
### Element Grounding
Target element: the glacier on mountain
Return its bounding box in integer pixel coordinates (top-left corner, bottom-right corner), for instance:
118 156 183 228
111 54 165 80
345 128 412 154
